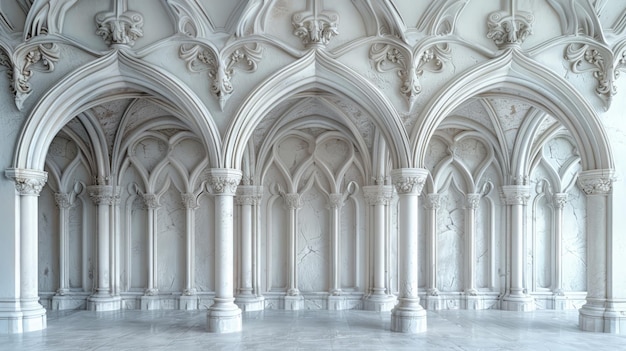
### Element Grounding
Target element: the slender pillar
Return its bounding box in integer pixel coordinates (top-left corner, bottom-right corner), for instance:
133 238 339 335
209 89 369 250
577 170 626 333
51 192 77 310
390 168 428 333
207 168 242 333
4 169 48 333
423 193 442 310
363 185 396 311
465 193 482 309
327 193 345 309
552 193 568 300
180 192 199 310
282 192 303 309
235 185 264 311
87 185 121 311
140 193 160 310
501 185 534 311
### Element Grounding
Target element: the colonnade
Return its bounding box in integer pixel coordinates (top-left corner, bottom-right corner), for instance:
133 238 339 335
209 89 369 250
2 167 623 334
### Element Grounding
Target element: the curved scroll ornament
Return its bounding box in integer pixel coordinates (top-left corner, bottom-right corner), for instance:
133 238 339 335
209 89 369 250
292 0 339 47
565 43 616 108
179 43 262 110
11 43 60 110
369 42 450 108
487 10 534 49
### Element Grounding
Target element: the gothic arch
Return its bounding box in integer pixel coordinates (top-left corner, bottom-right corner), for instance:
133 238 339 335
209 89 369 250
411 48 613 173
224 49 411 171
12 49 222 173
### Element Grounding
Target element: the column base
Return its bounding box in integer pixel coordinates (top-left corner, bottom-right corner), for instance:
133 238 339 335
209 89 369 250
579 300 626 334
235 295 265 312
501 294 535 311
140 295 161 310
390 301 427 333
87 294 121 311
465 295 484 310
0 299 47 334
327 295 346 310
553 295 568 311
52 294 87 310
179 295 198 310
283 295 304 310
207 304 242 333
363 294 397 312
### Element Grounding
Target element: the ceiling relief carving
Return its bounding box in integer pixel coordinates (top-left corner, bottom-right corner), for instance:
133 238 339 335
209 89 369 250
292 0 339 47
179 42 262 110
95 0 144 47
486 10 534 49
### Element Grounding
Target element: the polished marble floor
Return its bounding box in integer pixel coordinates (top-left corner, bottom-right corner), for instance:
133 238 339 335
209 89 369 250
1 309 625 350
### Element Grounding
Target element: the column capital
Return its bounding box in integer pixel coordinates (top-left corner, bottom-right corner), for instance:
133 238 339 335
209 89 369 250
235 185 263 206
390 168 428 195
5 168 48 195
424 193 441 210
283 193 302 210
181 192 199 209
363 185 393 206
577 169 615 195
328 193 344 209
501 185 530 205
54 192 74 209
552 193 569 209
87 185 117 206
207 168 242 196
465 193 481 210
141 193 160 209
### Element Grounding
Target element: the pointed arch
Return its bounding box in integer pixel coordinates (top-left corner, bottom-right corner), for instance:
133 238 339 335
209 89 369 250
411 48 613 173
12 49 222 173
224 49 411 170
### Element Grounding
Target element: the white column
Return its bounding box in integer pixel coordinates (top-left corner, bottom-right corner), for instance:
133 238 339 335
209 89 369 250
363 185 396 311
207 168 242 333
501 185 534 311
552 193 567 296
180 192 198 310
54 193 72 296
327 193 345 310
87 185 121 311
390 168 428 333
282 192 303 309
4 168 48 333
465 194 480 295
140 193 160 309
423 194 441 309
577 170 626 333
234 185 264 311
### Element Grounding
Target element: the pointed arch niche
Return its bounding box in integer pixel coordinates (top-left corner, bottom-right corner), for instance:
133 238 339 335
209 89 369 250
412 50 612 316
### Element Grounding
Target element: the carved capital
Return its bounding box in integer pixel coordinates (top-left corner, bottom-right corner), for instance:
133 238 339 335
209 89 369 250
292 0 339 47
283 193 302 210
235 185 263 206
487 10 534 48
578 169 615 195
328 193 344 209
141 193 159 209
390 168 428 195
552 193 569 209
363 185 393 206
207 169 242 196
501 185 530 205
424 193 441 210
180 193 198 210
465 193 481 210
88 185 117 206
54 193 74 209
95 6 144 47
5 168 48 196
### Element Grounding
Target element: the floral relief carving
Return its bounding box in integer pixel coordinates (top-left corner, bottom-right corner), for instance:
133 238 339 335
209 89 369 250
54 193 75 209
392 176 426 195
292 0 339 47
95 1 144 47
501 185 530 205
179 43 262 110
465 193 481 210
487 10 534 48
424 193 441 210
369 42 450 107
577 174 614 195
88 185 118 206
363 186 393 206
208 176 240 195
11 43 60 110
